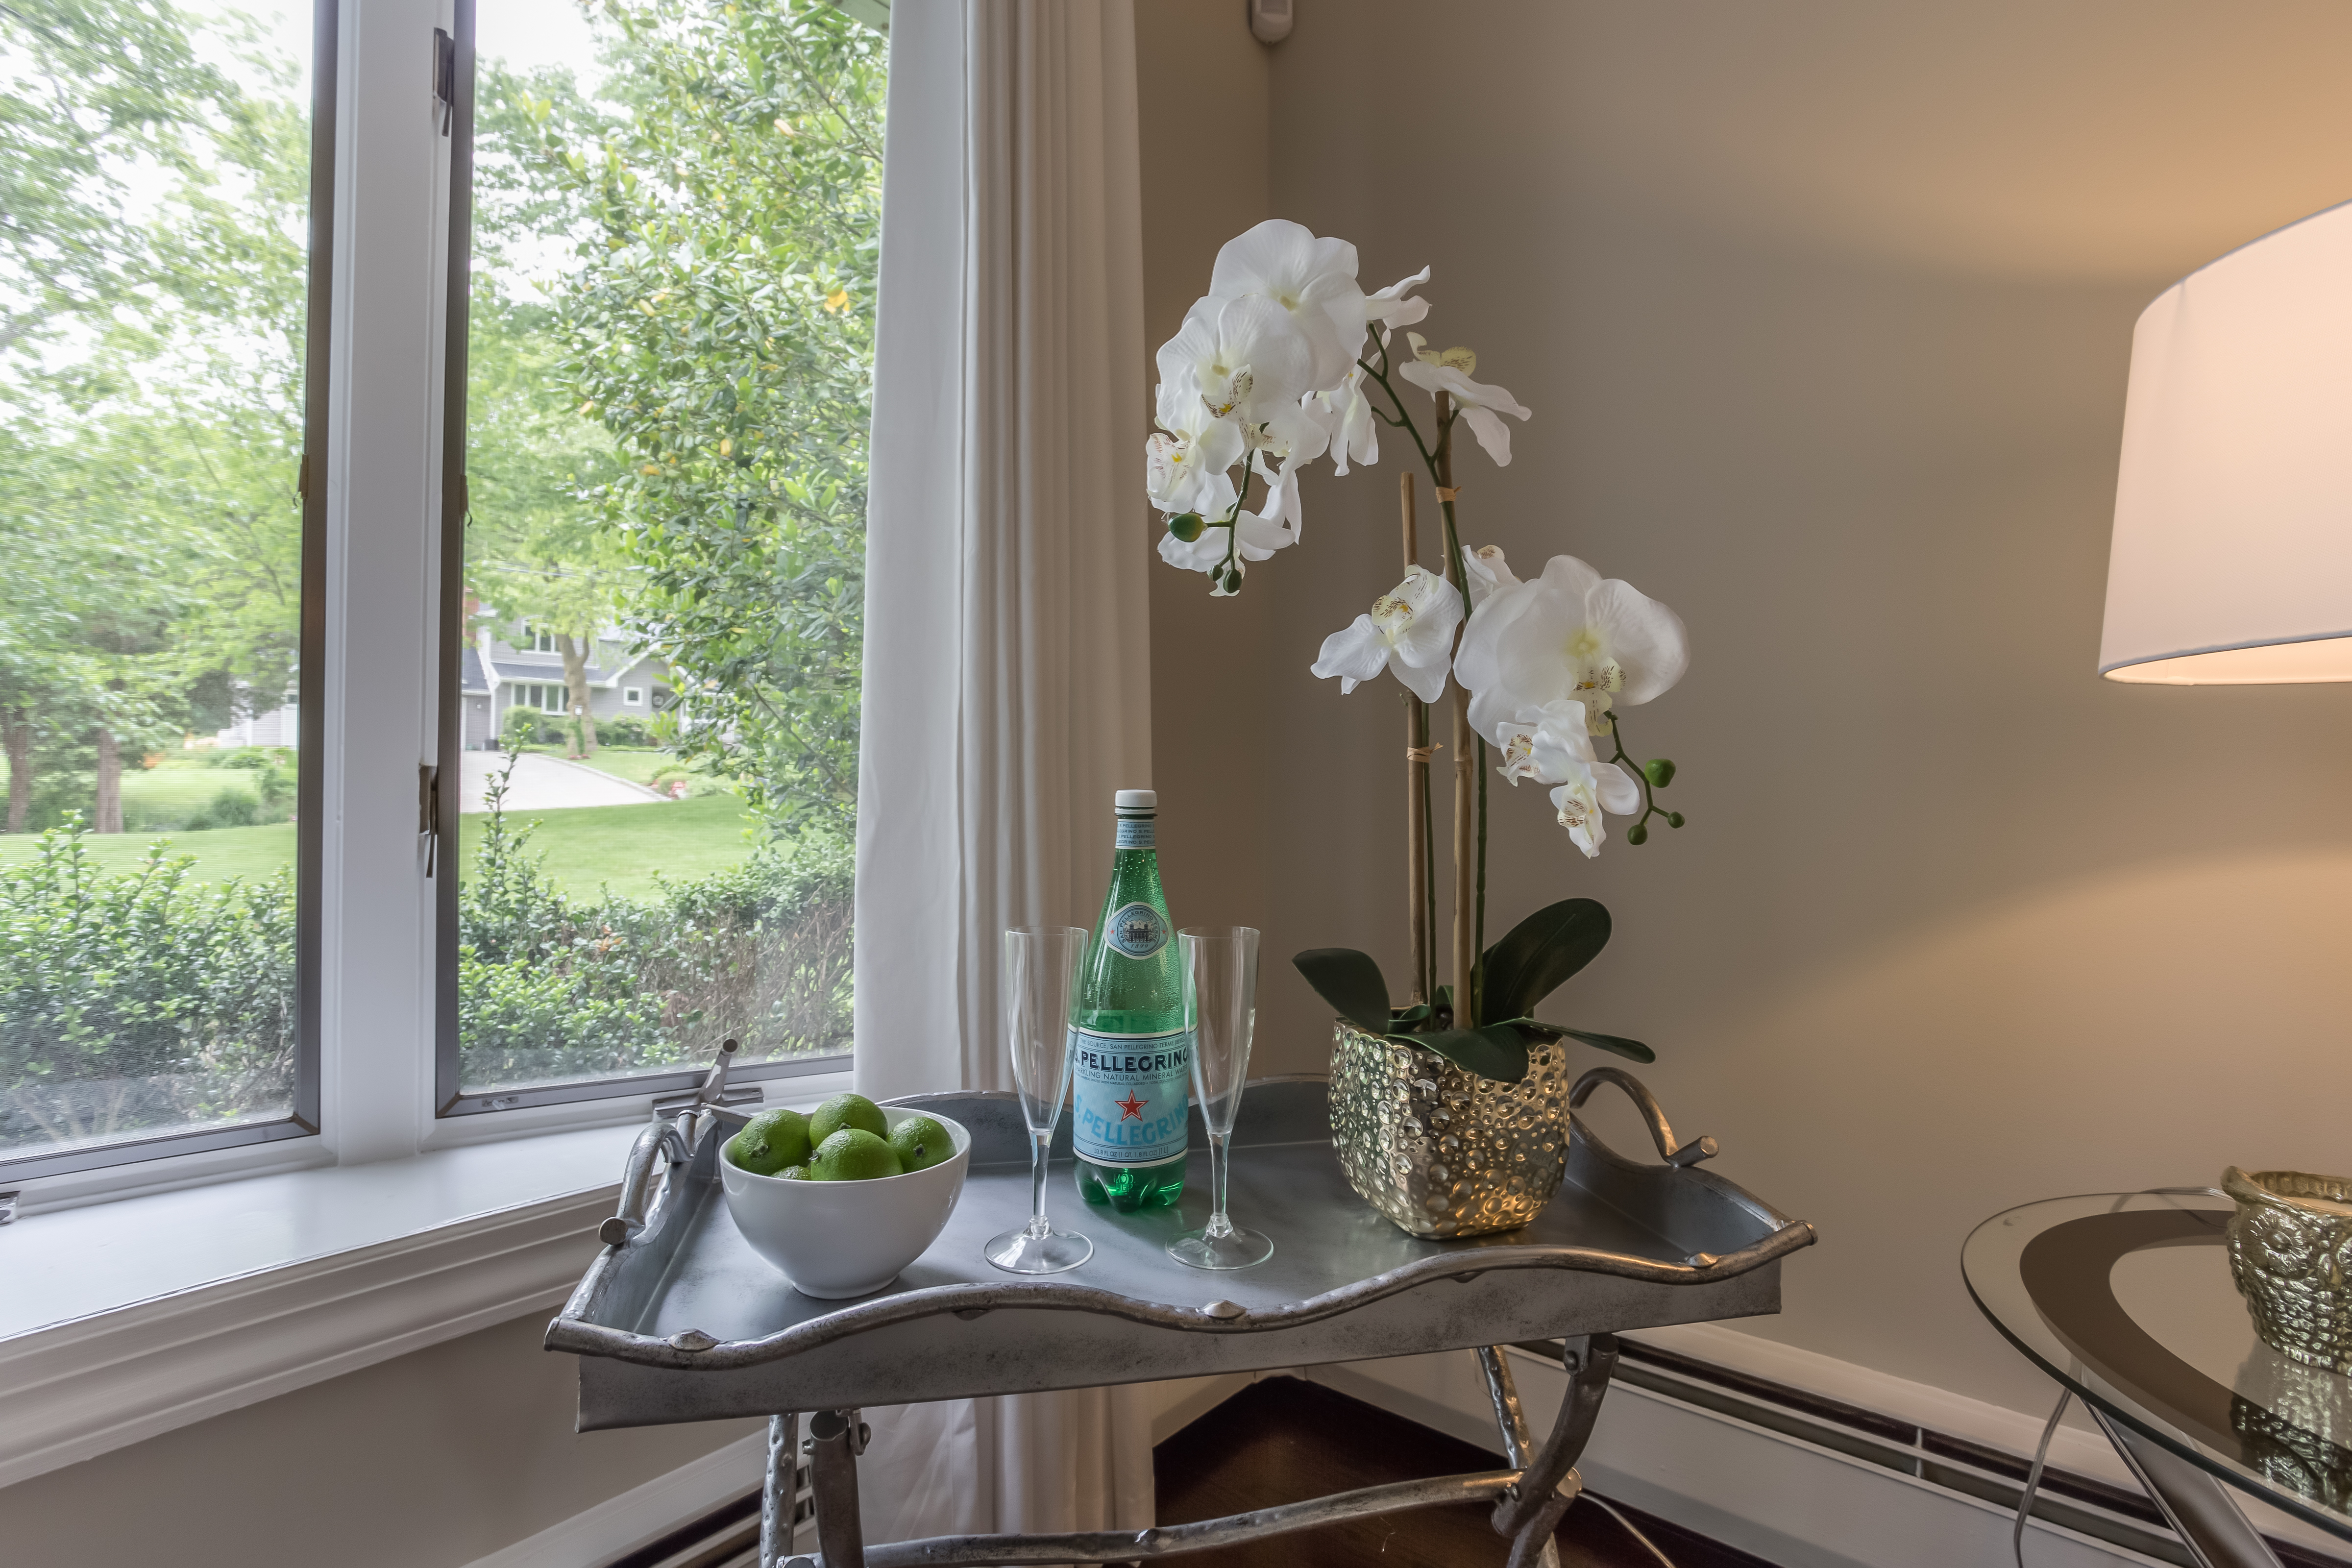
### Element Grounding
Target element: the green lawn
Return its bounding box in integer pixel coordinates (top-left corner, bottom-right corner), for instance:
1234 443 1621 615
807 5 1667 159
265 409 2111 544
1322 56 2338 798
473 793 759 899
0 819 299 884
0 792 759 902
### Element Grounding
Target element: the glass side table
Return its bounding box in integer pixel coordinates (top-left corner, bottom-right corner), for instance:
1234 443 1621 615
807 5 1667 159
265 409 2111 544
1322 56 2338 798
1965 1191 2352 1568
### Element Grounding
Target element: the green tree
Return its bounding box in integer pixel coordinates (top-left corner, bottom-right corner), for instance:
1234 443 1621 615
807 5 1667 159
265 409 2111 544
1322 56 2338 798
0 0 310 828
477 0 882 829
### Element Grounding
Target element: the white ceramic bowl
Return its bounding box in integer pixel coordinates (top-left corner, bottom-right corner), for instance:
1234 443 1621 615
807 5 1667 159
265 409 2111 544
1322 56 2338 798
719 1105 971 1299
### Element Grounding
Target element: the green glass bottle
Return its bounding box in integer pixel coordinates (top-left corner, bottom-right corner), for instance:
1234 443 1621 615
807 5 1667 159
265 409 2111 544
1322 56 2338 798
1071 789 1188 1211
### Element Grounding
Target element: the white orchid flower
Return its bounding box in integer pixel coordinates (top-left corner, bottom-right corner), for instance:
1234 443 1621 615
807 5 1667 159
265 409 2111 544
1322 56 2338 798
1364 266 1431 334
1145 373 1245 516
1455 554 1689 744
1310 566 1463 703
1459 542 1519 609
1549 772 1612 858
1493 700 1642 859
1156 469 1300 591
1157 294 1316 426
1249 397 1333 476
1304 366 1378 476
1208 219 1366 392
1397 333 1532 466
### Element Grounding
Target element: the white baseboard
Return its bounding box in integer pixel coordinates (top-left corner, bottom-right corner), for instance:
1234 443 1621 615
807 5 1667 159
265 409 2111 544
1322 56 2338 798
462 1430 768 1568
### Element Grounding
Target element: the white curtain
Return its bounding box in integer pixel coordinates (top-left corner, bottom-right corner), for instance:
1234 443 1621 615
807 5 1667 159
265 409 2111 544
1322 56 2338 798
852 0 1155 1546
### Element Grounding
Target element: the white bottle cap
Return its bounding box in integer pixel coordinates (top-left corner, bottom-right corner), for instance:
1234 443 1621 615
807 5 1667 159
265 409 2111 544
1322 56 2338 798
1114 789 1157 810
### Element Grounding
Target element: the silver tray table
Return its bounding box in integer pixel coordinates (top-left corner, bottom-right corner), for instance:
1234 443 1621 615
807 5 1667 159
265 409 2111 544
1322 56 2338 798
548 1071 1814 1568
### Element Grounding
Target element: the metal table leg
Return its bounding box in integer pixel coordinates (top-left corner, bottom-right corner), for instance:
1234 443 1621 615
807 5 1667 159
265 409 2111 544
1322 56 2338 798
1477 1347 1563 1568
2092 1410 2284 1568
779 1348 1624 1568
1491 1335 1619 1568
761 1413 800 1568
807 1409 870 1568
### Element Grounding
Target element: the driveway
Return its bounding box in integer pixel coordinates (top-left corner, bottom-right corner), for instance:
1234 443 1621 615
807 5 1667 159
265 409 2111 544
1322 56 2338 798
457 750 667 813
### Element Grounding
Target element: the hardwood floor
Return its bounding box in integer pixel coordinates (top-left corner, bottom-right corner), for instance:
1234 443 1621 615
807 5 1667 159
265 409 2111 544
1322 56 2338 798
1154 1375 1778 1568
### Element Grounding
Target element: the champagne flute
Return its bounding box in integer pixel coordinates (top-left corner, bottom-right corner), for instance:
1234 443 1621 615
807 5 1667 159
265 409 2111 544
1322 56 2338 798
1167 926 1273 1270
986 926 1093 1274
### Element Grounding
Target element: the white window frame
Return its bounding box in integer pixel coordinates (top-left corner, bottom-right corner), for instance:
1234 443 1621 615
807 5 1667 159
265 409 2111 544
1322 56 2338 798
8 0 857 1217
623 686 643 706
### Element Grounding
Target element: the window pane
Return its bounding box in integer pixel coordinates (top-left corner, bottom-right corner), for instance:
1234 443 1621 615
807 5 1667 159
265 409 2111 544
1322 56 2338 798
452 0 879 1098
0 0 315 1162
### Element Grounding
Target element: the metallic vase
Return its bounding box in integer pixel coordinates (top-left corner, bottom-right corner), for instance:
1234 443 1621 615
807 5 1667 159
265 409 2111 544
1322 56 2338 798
2225 1166 2352 1375
1328 1018 1571 1239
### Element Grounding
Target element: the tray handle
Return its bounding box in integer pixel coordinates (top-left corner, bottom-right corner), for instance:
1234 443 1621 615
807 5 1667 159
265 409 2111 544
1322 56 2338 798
1569 1067 1718 1168
598 1040 741 1246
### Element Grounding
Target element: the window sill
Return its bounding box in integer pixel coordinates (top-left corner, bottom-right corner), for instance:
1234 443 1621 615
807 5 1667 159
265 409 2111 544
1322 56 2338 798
0 1068 853 1490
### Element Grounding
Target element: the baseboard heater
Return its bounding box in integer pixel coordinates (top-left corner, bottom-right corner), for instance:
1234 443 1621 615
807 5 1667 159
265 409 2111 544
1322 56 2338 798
601 1458 808 1568
1515 1337 2349 1568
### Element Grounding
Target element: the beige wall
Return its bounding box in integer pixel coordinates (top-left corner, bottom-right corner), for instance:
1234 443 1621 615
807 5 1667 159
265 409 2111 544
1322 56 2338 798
1143 0 2352 1417
0 1311 757 1568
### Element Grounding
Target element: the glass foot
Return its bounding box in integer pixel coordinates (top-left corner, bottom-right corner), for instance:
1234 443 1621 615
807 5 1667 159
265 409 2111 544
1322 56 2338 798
1167 1224 1273 1271
986 1223 1092 1274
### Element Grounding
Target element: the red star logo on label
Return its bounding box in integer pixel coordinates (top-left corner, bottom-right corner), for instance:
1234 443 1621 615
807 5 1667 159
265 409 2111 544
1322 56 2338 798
1115 1092 1146 1121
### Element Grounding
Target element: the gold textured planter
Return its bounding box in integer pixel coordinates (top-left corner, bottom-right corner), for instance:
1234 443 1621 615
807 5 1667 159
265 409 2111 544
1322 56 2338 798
1328 1018 1572 1239
2225 1167 2352 1375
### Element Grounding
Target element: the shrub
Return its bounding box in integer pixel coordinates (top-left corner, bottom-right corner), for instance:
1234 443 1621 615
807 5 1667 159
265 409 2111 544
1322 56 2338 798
501 707 563 747
190 787 261 831
1 791 856 1151
452 777 852 1088
0 825 295 1149
598 713 654 747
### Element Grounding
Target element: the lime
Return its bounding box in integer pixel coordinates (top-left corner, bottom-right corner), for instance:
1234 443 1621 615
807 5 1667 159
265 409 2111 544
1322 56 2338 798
888 1114 952 1174
778 1165 810 1181
725 1107 810 1176
809 1092 887 1146
808 1128 903 1181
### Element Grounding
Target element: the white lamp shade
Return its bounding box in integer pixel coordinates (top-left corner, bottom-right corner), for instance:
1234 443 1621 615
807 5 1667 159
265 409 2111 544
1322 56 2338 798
2100 199 2352 684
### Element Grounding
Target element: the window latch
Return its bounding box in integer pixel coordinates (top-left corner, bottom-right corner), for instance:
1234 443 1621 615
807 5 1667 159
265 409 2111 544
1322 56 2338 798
432 27 456 136
420 762 441 877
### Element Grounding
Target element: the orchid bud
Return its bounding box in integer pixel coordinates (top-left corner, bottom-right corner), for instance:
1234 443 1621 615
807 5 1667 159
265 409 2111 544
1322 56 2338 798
1626 822 1649 846
1168 513 1204 542
1221 566 1243 595
1667 811 1685 829
1643 758 1676 788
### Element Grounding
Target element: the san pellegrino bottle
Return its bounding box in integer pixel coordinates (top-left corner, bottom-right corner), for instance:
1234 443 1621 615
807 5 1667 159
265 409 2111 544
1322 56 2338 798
1071 789 1188 1211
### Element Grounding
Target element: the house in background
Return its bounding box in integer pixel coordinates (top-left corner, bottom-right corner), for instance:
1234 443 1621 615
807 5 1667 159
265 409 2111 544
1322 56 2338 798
458 619 673 750
213 685 299 749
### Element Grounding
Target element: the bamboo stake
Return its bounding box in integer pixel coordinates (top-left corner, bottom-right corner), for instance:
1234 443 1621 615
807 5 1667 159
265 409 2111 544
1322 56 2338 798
1401 472 1430 1004
1433 396 1475 1026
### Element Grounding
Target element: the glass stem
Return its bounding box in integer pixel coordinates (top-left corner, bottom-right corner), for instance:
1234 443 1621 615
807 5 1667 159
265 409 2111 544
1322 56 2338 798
1026 1131 1051 1239
1205 1130 1235 1239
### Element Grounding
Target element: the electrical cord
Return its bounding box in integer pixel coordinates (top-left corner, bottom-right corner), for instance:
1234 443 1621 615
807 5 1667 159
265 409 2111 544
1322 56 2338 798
1588 1495 1678 1568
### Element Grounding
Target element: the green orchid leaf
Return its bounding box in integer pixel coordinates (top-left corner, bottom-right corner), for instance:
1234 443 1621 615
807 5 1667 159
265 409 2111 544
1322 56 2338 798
1560 1027 1655 1064
1388 1002 1432 1027
1387 1023 1530 1084
1293 948 1391 1036
1479 899 1612 1024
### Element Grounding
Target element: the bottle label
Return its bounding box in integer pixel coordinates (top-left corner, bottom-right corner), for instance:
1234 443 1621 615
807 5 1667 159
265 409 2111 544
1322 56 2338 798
1115 816 1155 849
1071 1027 1191 1165
1103 901 1169 959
